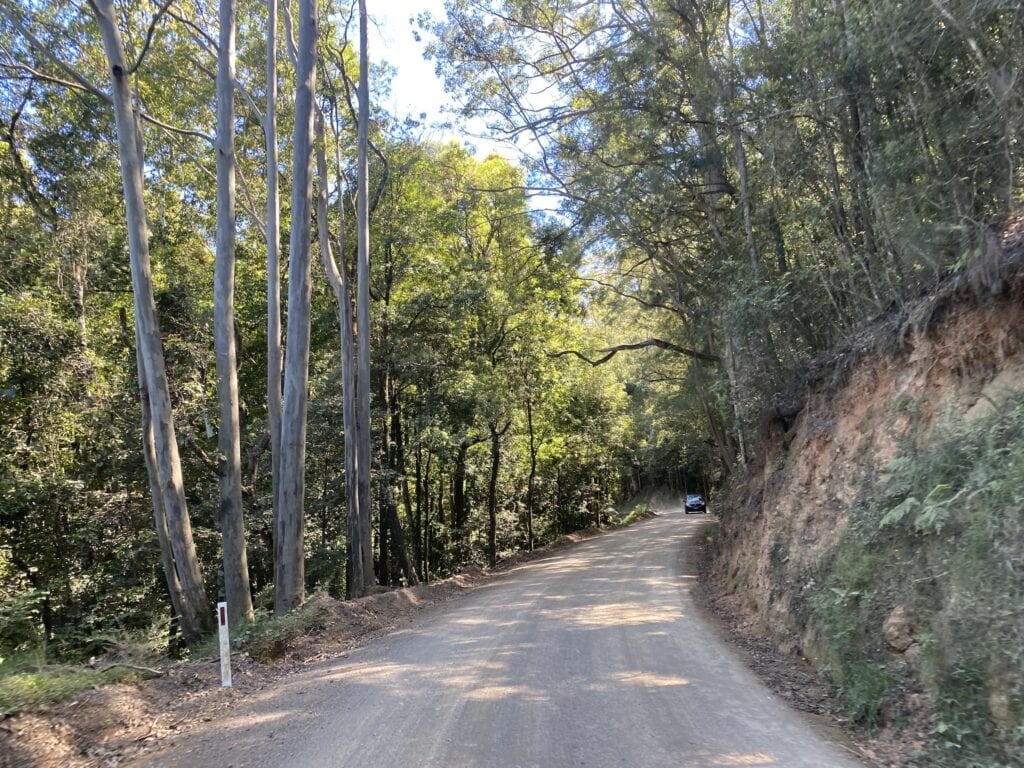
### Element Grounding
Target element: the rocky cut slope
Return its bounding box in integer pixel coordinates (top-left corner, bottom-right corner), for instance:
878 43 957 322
710 217 1024 767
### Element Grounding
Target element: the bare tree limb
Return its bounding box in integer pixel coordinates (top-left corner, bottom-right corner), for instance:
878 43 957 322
139 111 213 143
127 0 177 75
550 338 719 365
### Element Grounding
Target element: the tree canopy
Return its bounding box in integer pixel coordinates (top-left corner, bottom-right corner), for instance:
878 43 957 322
0 0 1019 665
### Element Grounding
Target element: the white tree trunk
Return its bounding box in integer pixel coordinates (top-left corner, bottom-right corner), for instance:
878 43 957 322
315 115 368 597
88 0 210 640
265 0 283 556
274 0 317 616
354 0 376 594
215 0 254 625
134 342 190 629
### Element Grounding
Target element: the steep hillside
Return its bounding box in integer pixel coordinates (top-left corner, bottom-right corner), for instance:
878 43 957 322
710 219 1024 767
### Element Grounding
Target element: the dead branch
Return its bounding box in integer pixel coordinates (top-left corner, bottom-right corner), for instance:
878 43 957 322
550 338 719 365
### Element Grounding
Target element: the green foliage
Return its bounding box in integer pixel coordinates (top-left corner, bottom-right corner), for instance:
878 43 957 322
432 0 1024 449
235 598 334 663
809 547 892 726
0 591 48 655
0 649 152 716
612 501 649 528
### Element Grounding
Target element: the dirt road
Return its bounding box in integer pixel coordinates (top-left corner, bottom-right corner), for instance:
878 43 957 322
138 508 865 767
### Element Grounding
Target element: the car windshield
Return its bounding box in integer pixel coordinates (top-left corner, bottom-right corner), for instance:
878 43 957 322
687 495 703 502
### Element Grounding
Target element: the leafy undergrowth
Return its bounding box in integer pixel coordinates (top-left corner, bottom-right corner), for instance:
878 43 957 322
234 597 336 663
612 501 652 527
0 650 154 717
805 402 1024 767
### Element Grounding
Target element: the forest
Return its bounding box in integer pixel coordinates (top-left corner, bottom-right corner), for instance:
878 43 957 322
0 0 1020 675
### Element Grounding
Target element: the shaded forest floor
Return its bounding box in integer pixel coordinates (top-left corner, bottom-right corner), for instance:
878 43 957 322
0 508 657 767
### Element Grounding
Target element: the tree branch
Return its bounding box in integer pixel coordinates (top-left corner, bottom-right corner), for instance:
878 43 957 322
127 0 177 75
0 6 109 103
550 338 719 365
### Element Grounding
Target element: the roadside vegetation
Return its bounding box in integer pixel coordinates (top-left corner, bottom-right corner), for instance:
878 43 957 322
0 0 1021 762
805 401 1024 766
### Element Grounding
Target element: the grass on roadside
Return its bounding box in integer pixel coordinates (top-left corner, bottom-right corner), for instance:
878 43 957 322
612 501 650 527
0 649 152 716
231 594 335 662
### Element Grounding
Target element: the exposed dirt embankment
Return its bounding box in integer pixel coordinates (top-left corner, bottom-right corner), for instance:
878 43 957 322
709 219 1024 767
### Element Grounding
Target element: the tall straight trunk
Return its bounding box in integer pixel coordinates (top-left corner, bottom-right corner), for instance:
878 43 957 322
274 0 317 616
215 0 253 625
382 375 418 585
524 395 537 552
134 343 190 632
382 483 418 585
392 389 419 582
354 0 376 596
724 333 748 466
730 123 760 278
377 481 390 585
413 445 423 574
486 421 509 568
265 0 283 567
691 359 735 475
453 441 469 534
89 0 209 641
487 424 501 568
833 0 879 266
314 116 368 599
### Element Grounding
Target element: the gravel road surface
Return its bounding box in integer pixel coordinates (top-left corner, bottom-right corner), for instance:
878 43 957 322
137 508 865 768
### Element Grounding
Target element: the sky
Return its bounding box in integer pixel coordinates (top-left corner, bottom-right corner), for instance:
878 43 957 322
365 2 559 215
366 2 448 123
366 1 508 158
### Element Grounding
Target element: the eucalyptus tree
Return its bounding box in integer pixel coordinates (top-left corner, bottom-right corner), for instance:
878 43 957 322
264 0 283 575
274 0 318 615
0 0 216 640
350 0 376 596
432 0 1024 458
214 0 254 625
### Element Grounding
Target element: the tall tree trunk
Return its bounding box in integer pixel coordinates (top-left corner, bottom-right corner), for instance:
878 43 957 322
413 445 423 574
274 0 317 616
730 123 761 278
382 375 418 585
265 0 283 575
691 359 735 476
353 0 377 597
134 343 190 634
453 441 469 535
382 483 418 585
215 0 253 625
724 333 748 466
315 115 368 600
524 395 537 551
377 482 390 585
89 0 210 641
486 421 509 568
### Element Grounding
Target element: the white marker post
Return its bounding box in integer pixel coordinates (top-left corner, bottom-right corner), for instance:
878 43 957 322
217 601 232 688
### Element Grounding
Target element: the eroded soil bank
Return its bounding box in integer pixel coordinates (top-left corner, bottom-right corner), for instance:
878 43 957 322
706 220 1024 767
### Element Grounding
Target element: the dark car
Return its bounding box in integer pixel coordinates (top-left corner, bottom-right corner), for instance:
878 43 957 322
684 494 707 514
